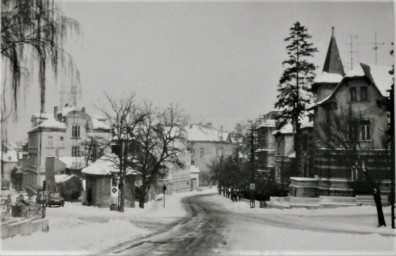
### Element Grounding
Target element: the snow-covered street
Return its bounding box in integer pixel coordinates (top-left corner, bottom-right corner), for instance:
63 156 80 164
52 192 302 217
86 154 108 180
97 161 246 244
2 189 396 256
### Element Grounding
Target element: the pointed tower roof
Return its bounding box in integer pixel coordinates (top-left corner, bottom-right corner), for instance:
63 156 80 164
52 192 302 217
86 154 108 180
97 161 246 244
322 27 345 76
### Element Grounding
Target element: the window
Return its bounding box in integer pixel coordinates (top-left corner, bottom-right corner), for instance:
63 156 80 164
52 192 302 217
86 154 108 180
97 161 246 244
72 125 80 138
191 160 195 165
60 137 64 148
360 120 371 140
350 87 357 102
199 148 203 157
191 148 195 155
72 146 80 157
47 136 53 147
360 87 368 101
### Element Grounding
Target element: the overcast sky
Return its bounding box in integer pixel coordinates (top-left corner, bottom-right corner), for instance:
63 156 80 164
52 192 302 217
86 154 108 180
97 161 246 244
5 0 394 142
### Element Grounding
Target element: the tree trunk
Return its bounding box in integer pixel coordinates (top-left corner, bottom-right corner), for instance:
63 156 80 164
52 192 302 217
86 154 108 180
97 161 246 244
373 189 386 227
138 195 145 208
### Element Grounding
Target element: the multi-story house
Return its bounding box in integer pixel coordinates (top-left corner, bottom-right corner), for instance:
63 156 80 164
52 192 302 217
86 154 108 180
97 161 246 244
255 111 281 175
186 123 233 186
308 63 392 196
290 27 393 198
24 104 112 194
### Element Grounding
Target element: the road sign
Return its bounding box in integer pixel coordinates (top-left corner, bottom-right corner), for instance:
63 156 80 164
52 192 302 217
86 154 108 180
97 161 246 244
112 187 118 194
250 183 255 190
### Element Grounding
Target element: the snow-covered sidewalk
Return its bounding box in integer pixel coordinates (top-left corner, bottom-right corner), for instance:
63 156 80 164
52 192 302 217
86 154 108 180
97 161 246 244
1 187 216 255
209 194 396 236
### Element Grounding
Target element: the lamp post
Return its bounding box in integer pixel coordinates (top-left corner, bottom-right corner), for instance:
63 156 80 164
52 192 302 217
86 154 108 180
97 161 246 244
249 121 256 208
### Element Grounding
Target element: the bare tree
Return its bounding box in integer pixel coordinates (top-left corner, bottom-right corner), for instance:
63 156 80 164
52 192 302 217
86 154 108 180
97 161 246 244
317 105 388 227
79 135 109 166
99 93 146 212
131 102 188 208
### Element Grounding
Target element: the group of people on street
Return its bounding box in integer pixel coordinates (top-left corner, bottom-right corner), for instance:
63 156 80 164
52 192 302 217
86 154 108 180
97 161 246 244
219 184 244 202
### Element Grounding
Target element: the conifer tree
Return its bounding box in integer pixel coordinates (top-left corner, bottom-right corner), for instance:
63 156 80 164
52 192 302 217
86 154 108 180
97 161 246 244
274 21 317 173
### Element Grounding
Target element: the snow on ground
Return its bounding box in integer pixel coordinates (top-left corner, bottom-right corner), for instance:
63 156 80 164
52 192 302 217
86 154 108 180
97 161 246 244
223 221 395 255
1 187 216 255
210 194 396 255
209 194 396 236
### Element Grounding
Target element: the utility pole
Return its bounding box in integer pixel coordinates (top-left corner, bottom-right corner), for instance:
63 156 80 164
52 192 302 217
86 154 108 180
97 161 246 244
249 121 256 208
390 84 395 228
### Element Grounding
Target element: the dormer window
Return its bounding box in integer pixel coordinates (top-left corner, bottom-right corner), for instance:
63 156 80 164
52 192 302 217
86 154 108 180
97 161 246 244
349 87 357 102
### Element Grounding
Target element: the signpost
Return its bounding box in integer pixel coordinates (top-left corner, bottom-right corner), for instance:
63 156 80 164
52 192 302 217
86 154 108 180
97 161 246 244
162 184 167 208
42 181 46 218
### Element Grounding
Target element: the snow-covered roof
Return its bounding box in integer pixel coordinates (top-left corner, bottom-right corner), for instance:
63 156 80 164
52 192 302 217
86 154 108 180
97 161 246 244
309 63 392 110
81 154 137 176
301 121 313 129
272 121 294 135
91 117 110 130
29 117 66 132
257 119 276 128
314 72 343 84
186 124 229 142
55 174 80 183
364 65 393 96
90 114 107 121
60 106 79 117
288 152 296 158
58 157 86 170
256 148 275 152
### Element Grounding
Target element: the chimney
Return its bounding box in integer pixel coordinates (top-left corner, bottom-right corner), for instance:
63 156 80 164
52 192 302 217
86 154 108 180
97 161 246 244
65 103 69 108
206 122 212 128
54 106 58 120
82 107 85 113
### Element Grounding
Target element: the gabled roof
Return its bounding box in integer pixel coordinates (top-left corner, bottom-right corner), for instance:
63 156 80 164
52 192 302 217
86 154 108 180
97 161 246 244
28 117 67 133
58 157 86 170
308 63 392 110
322 27 345 76
81 154 137 176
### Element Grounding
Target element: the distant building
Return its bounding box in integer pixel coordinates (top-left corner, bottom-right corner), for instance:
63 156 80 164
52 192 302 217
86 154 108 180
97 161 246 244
272 121 296 191
24 104 112 194
186 123 233 185
255 110 281 175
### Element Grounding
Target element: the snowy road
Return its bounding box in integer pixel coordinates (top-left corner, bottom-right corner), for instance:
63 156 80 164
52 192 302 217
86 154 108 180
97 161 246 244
100 193 228 256
98 193 395 256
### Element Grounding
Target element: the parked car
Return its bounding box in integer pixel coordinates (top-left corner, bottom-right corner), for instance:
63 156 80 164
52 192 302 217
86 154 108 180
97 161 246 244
47 193 65 207
36 191 50 204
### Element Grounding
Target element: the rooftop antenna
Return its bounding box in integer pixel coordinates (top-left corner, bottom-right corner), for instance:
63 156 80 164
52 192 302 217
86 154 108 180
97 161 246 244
342 33 359 70
373 31 385 65
357 31 385 65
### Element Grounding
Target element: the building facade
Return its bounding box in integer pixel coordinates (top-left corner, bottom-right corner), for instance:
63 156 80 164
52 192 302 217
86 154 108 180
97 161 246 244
24 105 112 194
186 123 233 185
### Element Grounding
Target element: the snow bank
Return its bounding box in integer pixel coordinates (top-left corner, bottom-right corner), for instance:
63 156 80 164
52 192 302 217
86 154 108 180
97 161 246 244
1 218 150 255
